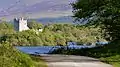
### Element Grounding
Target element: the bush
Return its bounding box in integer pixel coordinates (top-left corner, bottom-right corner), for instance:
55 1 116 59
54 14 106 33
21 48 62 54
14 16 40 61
0 43 35 67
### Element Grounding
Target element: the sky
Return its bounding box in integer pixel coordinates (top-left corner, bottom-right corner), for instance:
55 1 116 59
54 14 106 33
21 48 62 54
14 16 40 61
0 0 75 20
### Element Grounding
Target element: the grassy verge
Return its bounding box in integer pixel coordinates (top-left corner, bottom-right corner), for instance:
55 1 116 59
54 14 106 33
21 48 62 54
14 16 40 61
31 55 47 67
0 43 35 67
100 55 120 67
51 40 120 67
0 43 47 67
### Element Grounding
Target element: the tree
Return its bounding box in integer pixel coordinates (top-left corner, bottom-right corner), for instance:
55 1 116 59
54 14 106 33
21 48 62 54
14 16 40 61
72 0 120 41
0 22 14 36
28 21 43 29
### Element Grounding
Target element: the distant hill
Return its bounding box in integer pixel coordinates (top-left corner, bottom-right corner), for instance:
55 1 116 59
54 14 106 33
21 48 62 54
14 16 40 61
28 16 74 24
0 0 76 20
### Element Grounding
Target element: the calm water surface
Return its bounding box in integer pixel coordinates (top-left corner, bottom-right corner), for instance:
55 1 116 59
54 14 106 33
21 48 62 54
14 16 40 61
16 45 95 55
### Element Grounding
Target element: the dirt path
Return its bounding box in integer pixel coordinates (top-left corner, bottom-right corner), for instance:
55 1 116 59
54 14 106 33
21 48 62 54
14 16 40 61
40 54 113 67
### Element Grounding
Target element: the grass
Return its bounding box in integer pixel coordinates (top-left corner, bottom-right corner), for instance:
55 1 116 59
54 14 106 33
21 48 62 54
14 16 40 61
100 55 120 67
0 43 36 67
51 40 120 67
31 55 48 67
0 42 48 67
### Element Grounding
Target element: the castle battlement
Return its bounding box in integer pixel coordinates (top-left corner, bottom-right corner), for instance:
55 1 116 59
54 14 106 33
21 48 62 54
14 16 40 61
14 17 29 31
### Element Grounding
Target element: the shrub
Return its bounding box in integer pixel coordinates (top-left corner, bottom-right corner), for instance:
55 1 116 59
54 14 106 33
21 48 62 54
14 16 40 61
0 43 35 67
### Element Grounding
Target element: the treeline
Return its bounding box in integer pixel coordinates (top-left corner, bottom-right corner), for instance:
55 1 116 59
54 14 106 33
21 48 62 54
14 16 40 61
0 21 105 46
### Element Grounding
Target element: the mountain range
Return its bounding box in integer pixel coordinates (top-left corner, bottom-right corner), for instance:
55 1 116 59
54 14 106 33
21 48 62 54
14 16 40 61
0 0 76 20
28 16 74 24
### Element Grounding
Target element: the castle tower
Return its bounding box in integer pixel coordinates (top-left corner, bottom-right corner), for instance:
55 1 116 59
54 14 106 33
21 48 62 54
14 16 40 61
14 17 29 31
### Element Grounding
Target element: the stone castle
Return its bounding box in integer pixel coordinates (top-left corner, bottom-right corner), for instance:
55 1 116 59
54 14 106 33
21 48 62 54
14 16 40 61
14 18 29 31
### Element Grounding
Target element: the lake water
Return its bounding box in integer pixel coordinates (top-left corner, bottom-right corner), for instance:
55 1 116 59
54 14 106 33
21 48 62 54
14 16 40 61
16 45 95 55
16 42 108 55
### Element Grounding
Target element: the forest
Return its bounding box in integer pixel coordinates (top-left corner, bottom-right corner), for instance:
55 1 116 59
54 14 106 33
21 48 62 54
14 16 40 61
0 21 105 46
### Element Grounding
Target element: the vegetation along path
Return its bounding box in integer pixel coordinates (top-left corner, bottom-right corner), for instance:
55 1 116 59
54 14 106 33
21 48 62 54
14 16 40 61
40 54 113 67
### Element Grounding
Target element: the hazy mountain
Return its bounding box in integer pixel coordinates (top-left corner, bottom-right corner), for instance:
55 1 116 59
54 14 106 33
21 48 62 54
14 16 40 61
28 16 74 24
0 0 76 20
28 16 87 25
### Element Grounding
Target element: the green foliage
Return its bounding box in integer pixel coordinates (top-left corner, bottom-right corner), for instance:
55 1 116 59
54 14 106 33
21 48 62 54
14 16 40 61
0 22 15 36
0 43 35 67
72 0 120 41
0 22 105 46
100 55 120 67
28 21 43 29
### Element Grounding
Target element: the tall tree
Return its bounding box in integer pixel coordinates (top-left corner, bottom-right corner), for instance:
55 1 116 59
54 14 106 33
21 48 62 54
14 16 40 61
72 0 120 41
